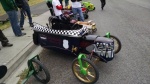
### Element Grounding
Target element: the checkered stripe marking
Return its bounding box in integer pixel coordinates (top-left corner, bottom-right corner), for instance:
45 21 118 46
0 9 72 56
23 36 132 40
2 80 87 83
32 22 89 36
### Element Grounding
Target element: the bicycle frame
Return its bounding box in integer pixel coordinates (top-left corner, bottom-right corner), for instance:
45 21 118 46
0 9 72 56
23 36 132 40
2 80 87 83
22 55 40 84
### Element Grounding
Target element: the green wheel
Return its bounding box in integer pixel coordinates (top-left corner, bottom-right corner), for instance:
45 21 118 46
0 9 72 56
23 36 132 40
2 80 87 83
28 59 50 84
72 58 99 84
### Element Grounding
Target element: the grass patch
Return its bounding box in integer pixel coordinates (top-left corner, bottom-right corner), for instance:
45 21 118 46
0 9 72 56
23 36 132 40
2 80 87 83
0 0 45 16
0 0 45 30
0 22 10 30
17 68 29 84
28 0 45 6
0 4 5 16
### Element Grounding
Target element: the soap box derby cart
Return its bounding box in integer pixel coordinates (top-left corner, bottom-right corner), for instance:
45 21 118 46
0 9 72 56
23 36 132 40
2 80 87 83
82 1 95 11
32 21 121 84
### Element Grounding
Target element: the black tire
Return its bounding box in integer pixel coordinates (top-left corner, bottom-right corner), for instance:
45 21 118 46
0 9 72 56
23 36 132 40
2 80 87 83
33 32 39 45
29 59 50 84
84 14 89 19
104 35 122 54
93 7 95 10
72 58 99 84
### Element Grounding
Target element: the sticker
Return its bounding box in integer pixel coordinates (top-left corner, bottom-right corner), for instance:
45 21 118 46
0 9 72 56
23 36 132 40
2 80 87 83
63 39 69 49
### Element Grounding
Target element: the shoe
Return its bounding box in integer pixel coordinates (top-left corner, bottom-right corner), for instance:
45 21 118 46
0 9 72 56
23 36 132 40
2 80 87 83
101 7 103 10
30 23 34 27
20 27 24 30
16 33 26 37
2 43 13 47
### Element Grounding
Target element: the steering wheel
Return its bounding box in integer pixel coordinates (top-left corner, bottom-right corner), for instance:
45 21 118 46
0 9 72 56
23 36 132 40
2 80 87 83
71 23 80 30
48 16 53 27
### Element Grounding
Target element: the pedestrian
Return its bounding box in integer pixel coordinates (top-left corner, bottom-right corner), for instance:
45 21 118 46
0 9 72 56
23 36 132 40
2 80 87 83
59 0 63 6
59 0 69 7
0 30 13 50
65 0 69 6
100 0 106 10
71 0 84 21
0 0 26 36
15 0 34 30
46 0 55 16
52 0 63 17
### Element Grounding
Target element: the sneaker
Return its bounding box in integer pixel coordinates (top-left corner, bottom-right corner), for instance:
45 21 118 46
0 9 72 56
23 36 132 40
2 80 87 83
30 23 34 27
2 43 13 47
20 27 24 30
16 33 26 37
101 7 103 10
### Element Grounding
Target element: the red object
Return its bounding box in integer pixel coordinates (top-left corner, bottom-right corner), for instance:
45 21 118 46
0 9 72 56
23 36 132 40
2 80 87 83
82 7 86 12
56 5 63 10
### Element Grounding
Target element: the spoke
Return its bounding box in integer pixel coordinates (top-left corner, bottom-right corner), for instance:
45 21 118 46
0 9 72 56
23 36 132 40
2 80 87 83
85 76 90 81
75 68 80 72
75 63 80 67
87 71 95 78
82 76 90 81
86 64 92 70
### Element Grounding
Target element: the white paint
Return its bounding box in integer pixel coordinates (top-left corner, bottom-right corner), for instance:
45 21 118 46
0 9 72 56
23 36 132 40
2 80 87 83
63 39 69 49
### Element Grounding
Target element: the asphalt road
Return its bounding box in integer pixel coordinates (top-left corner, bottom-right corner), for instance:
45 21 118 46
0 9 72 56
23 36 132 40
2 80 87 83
27 0 150 84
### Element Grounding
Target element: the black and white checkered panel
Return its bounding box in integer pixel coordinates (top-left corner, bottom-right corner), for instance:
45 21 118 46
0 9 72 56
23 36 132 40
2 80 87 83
33 22 89 36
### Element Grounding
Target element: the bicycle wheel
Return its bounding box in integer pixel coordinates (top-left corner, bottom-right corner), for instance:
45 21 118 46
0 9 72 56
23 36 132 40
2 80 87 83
29 59 50 84
104 35 122 54
72 58 99 84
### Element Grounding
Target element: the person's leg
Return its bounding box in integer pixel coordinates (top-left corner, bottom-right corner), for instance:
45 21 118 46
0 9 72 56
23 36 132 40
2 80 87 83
6 10 23 36
1 40 13 47
46 2 54 16
72 8 78 20
20 10 25 30
25 6 33 27
101 0 106 10
65 0 69 6
100 0 103 10
77 7 84 21
0 30 8 43
59 0 63 6
0 30 13 47
102 0 106 8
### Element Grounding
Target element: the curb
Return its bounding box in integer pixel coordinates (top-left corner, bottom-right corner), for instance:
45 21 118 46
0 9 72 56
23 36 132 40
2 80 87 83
0 41 37 83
